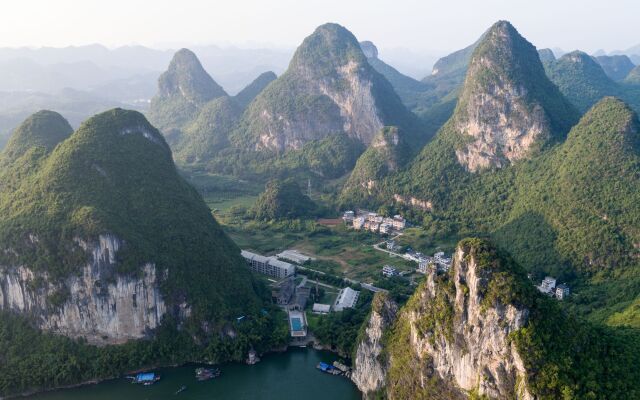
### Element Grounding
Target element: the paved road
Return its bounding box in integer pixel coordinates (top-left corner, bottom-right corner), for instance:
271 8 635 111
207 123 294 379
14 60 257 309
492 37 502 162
296 265 387 293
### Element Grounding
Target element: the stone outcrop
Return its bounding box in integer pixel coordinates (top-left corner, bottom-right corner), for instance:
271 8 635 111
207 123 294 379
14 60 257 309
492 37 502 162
351 292 398 397
385 239 535 399
0 234 167 345
452 21 576 172
240 23 415 153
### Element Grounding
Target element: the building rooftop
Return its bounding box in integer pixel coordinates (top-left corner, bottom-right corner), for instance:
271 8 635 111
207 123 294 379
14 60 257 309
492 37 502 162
334 287 360 311
312 303 331 313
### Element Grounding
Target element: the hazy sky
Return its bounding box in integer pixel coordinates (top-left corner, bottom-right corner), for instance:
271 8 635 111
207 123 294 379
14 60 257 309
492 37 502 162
1 0 638 54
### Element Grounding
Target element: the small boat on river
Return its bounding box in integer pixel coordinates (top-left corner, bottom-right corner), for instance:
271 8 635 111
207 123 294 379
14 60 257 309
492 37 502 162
126 372 161 385
195 367 221 381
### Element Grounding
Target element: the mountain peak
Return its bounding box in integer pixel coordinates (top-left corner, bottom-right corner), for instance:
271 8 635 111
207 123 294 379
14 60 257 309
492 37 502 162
568 97 638 146
452 21 577 172
148 48 227 133
237 22 418 154
1 110 73 164
233 71 277 108
158 48 226 103
359 41 378 59
625 65 640 85
289 22 367 73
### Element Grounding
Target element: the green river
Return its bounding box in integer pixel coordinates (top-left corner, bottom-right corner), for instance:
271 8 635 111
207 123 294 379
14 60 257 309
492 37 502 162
27 348 361 400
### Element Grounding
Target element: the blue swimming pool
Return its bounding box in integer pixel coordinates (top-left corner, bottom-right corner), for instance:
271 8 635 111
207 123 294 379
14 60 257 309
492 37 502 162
291 317 303 331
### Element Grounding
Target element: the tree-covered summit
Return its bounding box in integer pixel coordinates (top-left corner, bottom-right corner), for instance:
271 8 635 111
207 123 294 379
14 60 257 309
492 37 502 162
0 110 73 166
148 48 227 136
0 108 262 321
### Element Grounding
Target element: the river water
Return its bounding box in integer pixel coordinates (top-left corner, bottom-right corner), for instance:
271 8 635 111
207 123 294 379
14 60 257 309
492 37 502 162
27 348 361 400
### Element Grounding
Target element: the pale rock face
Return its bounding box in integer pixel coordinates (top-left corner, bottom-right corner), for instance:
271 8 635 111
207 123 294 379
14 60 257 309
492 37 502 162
404 248 534 399
255 60 383 152
0 234 167 345
393 194 433 211
455 58 551 173
320 60 384 144
351 293 398 397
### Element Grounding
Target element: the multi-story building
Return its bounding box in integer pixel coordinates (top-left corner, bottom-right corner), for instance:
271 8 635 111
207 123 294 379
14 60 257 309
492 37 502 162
379 222 392 234
538 276 557 294
382 265 398 277
241 250 295 279
555 284 570 300
392 215 406 230
418 257 433 273
353 217 365 230
342 210 355 222
334 287 360 311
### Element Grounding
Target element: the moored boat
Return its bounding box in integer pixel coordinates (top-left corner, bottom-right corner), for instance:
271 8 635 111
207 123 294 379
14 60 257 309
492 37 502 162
195 367 221 381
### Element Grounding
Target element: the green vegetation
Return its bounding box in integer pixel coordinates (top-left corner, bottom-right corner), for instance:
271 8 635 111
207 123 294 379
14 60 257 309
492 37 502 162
148 48 227 135
251 179 317 220
0 308 289 397
172 96 242 165
366 28 639 325
384 238 640 399
545 51 625 113
545 51 640 113
340 126 410 208
309 289 374 357
0 108 264 328
625 66 640 85
0 110 72 167
0 109 293 395
594 55 636 82
233 71 277 109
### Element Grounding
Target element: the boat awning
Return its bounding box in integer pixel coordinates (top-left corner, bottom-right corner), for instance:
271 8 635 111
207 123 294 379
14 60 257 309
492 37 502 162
136 373 156 381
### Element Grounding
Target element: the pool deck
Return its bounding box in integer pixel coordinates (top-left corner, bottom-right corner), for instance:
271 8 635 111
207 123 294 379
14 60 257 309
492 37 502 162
288 310 308 338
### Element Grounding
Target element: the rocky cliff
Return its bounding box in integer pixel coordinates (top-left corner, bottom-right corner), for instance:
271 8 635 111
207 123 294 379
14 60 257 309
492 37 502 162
0 109 261 344
235 23 418 153
0 234 166 344
148 48 227 136
384 239 535 399
453 21 576 172
351 292 398 398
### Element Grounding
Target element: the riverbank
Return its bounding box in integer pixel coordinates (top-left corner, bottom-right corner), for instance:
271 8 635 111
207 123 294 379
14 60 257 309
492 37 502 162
4 340 351 400
23 348 360 399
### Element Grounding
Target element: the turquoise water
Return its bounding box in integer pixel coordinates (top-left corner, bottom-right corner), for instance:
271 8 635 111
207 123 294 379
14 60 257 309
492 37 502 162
27 348 361 400
291 317 303 331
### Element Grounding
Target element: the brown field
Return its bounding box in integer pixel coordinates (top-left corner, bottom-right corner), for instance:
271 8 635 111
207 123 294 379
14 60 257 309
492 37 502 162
317 218 342 226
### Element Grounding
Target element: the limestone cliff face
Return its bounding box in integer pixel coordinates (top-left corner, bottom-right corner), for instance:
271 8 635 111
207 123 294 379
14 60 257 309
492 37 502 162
240 23 413 153
452 21 576 172
351 292 398 397
0 234 167 345
385 239 534 399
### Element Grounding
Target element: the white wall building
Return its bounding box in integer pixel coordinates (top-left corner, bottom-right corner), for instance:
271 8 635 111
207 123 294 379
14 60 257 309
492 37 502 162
538 276 557 294
312 303 331 314
353 217 365 230
555 284 570 300
241 250 295 279
382 265 398 277
334 287 360 311
276 249 314 264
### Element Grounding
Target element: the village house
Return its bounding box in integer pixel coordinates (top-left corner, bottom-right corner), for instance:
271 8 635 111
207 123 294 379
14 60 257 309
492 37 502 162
382 265 398 277
379 222 392 234
353 216 365 230
538 276 557 294
392 215 406 230
555 284 570 300
342 210 355 222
